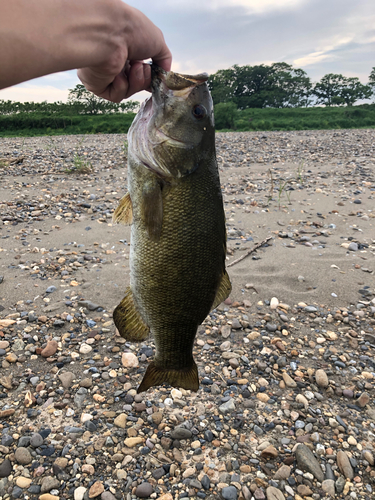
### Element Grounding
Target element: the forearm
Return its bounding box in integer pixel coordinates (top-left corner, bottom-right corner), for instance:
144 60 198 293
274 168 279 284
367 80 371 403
0 0 127 89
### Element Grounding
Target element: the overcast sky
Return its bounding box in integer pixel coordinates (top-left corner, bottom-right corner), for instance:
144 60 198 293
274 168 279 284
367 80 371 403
1 0 374 103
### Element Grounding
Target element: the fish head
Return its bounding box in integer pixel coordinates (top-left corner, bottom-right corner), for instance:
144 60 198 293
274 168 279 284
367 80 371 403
128 65 215 179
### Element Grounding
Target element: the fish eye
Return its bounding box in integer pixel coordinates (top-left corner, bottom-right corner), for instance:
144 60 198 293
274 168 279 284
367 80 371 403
192 104 206 119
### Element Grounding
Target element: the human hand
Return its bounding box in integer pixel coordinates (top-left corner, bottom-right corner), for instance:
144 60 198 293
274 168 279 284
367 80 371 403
78 3 172 103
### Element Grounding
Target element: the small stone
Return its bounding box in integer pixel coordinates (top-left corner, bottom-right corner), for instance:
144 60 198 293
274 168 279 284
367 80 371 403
363 451 374 465
337 450 354 479
295 444 324 482
315 369 329 388
221 485 238 500
41 476 60 493
121 352 139 368
356 392 370 408
273 465 291 480
114 413 127 428
16 477 32 489
74 487 87 500
124 437 143 447
322 479 335 497
221 325 232 338
261 445 278 459
170 427 192 439
270 297 279 309
30 433 44 447
41 340 58 358
135 482 153 498
39 495 60 500
282 372 297 387
15 447 32 465
297 484 312 496
0 459 12 478
88 480 104 498
0 375 12 390
58 372 74 388
151 412 163 425
266 486 285 500
79 343 92 354
219 398 235 414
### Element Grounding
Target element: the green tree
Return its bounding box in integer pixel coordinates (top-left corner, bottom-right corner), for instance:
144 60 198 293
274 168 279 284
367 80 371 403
208 63 312 109
313 74 347 106
214 102 238 129
369 67 375 97
339 77 372 106
267 63 312 108
314 74 372 106
67 84 139 114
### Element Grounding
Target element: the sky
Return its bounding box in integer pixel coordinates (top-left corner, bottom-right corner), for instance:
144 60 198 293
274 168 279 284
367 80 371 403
1 0 374 103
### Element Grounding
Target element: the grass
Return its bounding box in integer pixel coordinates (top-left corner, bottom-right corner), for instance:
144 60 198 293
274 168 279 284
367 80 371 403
216 103 375 132
268 162 305 209
0 112 136 137
65 154 92 174
0 103 374 137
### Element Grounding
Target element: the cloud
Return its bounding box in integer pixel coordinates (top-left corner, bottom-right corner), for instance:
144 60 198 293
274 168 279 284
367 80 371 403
160 0 306 14
0 85 70 103
1 0 374 103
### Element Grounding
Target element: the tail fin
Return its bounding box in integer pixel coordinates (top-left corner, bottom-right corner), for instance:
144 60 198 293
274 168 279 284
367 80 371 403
137 361 199 393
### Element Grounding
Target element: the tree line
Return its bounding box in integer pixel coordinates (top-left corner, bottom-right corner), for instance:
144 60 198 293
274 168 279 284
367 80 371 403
0 84 139 116
208 63 375 109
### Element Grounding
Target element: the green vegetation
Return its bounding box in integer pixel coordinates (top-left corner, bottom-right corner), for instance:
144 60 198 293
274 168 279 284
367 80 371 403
215 103 375 131
0 66 374 136
209 64 374 109
0 112 136 137
0 84 138 137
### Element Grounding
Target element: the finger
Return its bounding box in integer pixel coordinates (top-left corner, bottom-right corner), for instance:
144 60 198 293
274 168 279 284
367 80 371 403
124 61 151 99
153 46 172 72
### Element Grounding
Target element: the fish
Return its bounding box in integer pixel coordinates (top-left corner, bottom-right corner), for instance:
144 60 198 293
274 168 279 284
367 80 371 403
113 65 231 393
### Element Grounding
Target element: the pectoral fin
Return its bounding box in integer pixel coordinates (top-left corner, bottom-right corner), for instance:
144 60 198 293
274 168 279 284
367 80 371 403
142 180 163 241
137 360 199 393
211 271 232 310
113 287 150 341
113 192 133 224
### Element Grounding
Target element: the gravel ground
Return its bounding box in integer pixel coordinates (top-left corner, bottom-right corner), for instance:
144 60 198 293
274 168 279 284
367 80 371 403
0 130 374 500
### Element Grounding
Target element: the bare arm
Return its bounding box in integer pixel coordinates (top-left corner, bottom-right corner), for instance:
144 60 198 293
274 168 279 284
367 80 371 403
0 0 172 101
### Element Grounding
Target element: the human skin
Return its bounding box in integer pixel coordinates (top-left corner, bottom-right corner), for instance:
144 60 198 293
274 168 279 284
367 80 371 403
0 0 172 102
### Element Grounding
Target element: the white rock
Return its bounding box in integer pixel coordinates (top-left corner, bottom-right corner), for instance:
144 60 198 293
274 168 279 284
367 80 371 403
74 486 87 500
270 297 279 310
171 388 182 399
79 343 92 354
121 352 139 368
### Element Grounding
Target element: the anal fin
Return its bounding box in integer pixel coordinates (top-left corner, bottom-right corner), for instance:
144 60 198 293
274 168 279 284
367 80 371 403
113 287 150 341
211 271 232 310
113 192 133 224
137 361 199 393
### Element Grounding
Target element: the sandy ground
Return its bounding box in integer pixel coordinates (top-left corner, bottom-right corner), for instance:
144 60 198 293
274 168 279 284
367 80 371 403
0 130 374 500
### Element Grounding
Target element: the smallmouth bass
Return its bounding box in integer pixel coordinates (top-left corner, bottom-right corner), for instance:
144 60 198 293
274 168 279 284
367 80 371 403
113 65 231 393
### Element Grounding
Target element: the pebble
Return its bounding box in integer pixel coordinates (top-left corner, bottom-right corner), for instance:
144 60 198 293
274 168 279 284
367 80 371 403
295 444 324 482
41 340 58 357
221 486 238 500
266 486 285 500
14 447 32 465
315 369 329 388
337 450 354 479
121 352 139 368
135 482 153 498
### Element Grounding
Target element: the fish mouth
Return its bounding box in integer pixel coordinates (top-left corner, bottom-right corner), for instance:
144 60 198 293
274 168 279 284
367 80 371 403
151 64 208 94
